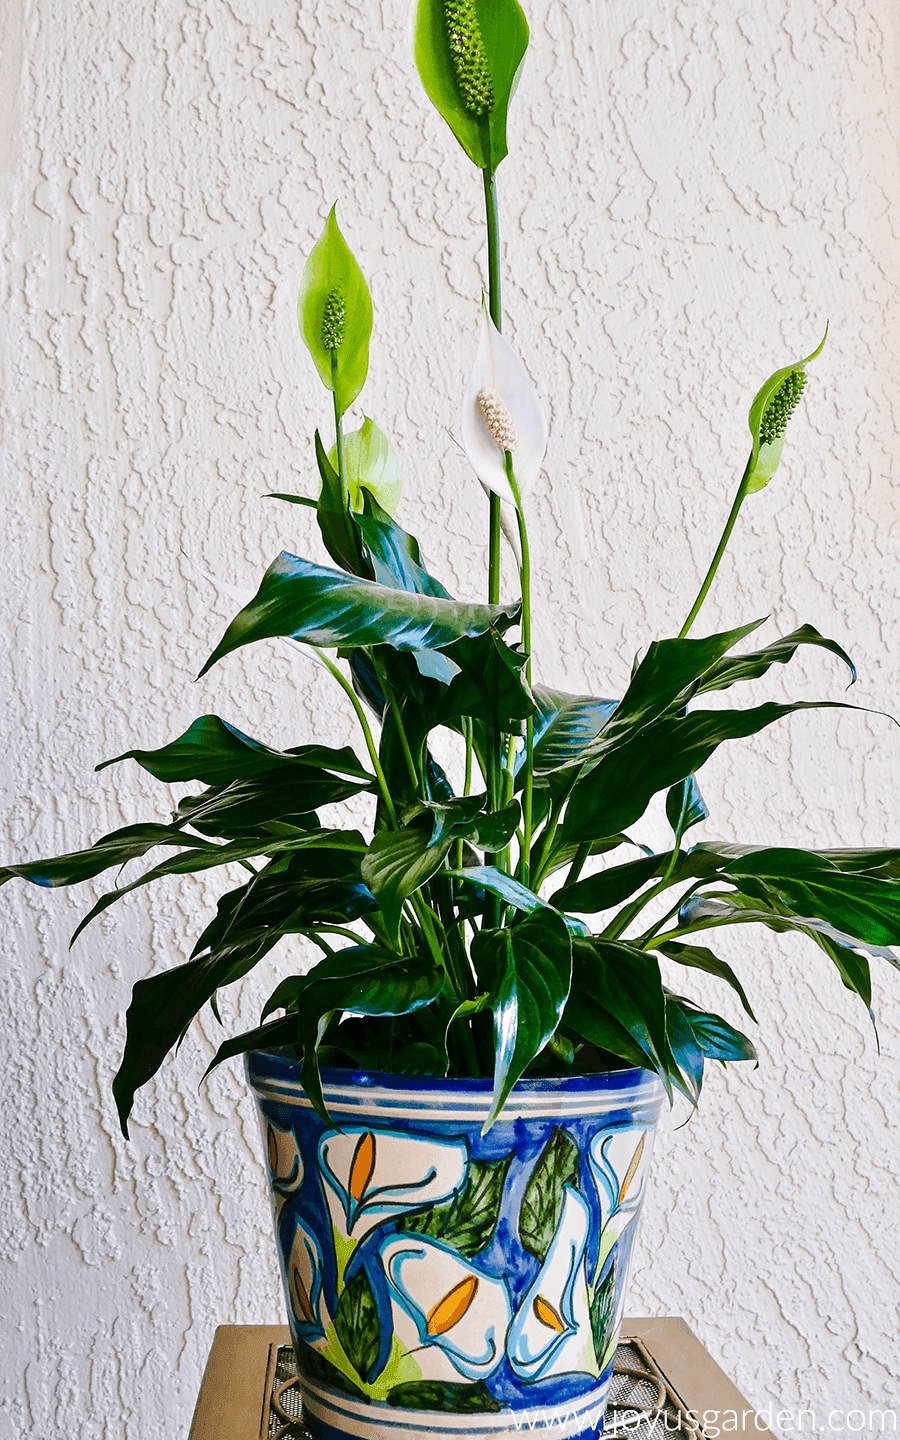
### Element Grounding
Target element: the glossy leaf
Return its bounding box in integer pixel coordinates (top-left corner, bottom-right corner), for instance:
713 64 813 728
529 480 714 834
563 700 858 844
440 629 535 731
200 553 520 673
315 429 367 576
360 825 453 948
412 0 529 172
695 624 855 695
745 329 827 493
471 907 572 1128
447 865 548 915
570 938 669 1084
665 775 708 843
97 714 372 787
723 848 900 949
0 823 213 891
328 418 402 517
528 688 617 776
298 206 372 417
669 996 757 1064
657 941 756 1020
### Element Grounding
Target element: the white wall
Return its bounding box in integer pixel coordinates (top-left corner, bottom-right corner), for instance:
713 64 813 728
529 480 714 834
1 1 899 1436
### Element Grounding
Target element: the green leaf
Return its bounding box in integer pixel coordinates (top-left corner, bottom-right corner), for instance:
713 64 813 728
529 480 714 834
447 864 549 915
97 714 372 787
563 700 858 843
387 1380 501 1413
694 624 855 694
528 687 618 775
590 1250 618 1371
440 630 536 733
315 429 367 576
670 996 757 1064
552 853 670 915
405 795 520 852
266 492 317 507
204 947 446 1124
298 1346 367 1401
173 772 368 840
562 997 655 1072
199 553 520 674
329 418 402 517
723 848 900 949
298 206 372 417
570 939 670 1087
334 1267 381 1383
360 825 453 948
745 328 827 493
402 1154 513 1256
665 775 708 844
412 0 529 173
0 822 213 891
657 941 756 1021
518 1126 580 1261
471 908 573 1129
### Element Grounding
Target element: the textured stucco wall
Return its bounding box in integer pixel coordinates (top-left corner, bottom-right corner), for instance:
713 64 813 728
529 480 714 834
1 1 899 1436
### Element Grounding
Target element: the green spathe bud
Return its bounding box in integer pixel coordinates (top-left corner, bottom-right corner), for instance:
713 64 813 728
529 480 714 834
298 206 372 418
444 0 494 115
745 327 827 494
412 0 529 172
320 287 346 350
326 418 402 517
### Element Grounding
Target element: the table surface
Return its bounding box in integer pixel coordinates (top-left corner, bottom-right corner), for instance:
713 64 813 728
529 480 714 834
188 1319 770 1440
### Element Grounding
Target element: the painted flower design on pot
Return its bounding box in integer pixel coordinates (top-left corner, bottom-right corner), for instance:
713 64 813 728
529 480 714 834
587 1127 653 1277
265 1118 304 1199
286 1216 329 1343
380 1233 512 1383
318 1128 469 1242
507 1185 599 1383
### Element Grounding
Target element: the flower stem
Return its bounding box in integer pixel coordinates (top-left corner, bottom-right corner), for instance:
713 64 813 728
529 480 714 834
679 453 753 639
481 164 504 916
315 648 398 828
507 457 534 888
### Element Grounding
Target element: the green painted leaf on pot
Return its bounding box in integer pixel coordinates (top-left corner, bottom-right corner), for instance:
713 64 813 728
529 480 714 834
590 1248 618 1369
298 1345 368 1401
402 1155 513 1257
412 0 529 172
328 418 402 517
387 1380 501 1413
745 328 827 493
298 206 372 417
518 1126 580 1262
199 554 520 673
472 908 573 1130
334 1267 381 1383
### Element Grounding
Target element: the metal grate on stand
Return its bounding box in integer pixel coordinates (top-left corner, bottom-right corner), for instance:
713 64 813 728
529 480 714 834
266 1340 702 1440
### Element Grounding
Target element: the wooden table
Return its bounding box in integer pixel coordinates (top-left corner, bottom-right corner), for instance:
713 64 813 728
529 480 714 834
188 1319 771 1439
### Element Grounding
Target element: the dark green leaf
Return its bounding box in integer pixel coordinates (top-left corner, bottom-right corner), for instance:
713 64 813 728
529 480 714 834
571 939 669 1087
298 1346 367 1401
665 775 708 843
97 714 372 787
0 823 212 891
199 554 520 673
663 995 706 1099
695 624 855 694
353 492 450 600
412 0 529 172
472 908 573 1128
387 1380 501 1413
590 1250 618 1369
266 492 317 507
528 688 617 775
671 996 757 1064
723 847 900 948
402 1155 513 1257
563 701 858 843
447 865 548 915
518 1126 580 1261
315 429 367 576
657 941 756 1020
552 854 669 915
439 630 536 732
360 826 453 948
334 1268 380 1383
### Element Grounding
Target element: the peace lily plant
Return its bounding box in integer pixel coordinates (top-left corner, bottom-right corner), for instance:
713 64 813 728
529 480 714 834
4 0 899 1149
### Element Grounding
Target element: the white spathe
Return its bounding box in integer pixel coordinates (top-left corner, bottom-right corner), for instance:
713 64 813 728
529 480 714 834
318 1128 468 1242
461 304 548 507
507 1185 598 1382
380 1233 512 1382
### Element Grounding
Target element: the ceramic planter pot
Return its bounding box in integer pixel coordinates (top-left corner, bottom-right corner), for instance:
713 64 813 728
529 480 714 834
246 1051 664 1440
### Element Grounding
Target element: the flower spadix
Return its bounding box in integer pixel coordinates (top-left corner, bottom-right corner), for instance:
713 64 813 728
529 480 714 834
461 303 548 507
745 326 827 493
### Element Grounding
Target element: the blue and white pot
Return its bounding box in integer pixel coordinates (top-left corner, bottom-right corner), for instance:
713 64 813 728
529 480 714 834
246 1052 664 1440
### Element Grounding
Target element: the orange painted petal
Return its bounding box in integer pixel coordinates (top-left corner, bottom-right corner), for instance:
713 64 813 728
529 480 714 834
292 1265 316 1327
267 1125 278 1176
426 1275 480 1336
532 1294 565 1334
349 1131 376 1202
617 1134 645 1205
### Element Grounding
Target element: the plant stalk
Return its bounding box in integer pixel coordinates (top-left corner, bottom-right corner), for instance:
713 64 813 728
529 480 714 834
679 453 754 638
507 458 534 887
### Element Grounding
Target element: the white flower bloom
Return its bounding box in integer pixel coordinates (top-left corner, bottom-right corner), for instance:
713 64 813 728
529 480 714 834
507 1186 598 1382
318 1128 468 1243
461 303 548 507
587 1127 654 1275
286 1217 330 1342
380 1234 512 1382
